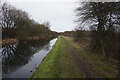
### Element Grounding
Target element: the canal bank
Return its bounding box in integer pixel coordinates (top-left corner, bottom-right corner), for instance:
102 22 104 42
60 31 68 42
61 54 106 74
31 36 118 78
1 36 57 46
31 36 85 78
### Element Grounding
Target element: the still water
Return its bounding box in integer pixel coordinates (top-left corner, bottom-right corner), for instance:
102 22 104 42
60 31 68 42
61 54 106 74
2 38 57 78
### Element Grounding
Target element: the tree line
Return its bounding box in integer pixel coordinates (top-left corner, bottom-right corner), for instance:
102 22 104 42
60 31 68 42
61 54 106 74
74 2 120 77
0 2 58 40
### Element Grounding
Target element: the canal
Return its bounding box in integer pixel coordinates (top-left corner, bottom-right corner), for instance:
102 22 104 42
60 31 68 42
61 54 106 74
2 38 57 78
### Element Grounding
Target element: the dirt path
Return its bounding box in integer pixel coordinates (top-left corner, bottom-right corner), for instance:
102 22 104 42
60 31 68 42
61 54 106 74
62 37 96 78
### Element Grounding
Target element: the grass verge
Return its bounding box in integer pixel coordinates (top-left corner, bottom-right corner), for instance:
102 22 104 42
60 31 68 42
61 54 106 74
31 36 85 78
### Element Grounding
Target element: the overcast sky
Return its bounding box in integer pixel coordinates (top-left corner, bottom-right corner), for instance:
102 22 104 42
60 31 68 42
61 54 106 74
4 0 79 32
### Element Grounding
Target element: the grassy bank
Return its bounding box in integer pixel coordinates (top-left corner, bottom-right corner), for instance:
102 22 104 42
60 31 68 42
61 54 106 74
31 36 118 78
31 36 85 78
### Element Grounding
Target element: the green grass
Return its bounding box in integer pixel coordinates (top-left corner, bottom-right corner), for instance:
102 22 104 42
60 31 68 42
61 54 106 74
31 36 118 78
31 36 85 78
31 37 60 78
63 36 118 78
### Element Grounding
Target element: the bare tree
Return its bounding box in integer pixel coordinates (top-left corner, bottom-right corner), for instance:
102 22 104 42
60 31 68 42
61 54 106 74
1 2 57 40
75 2 120 59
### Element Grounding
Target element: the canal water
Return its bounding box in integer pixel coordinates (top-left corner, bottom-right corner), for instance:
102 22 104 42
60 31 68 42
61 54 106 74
2 38 57 78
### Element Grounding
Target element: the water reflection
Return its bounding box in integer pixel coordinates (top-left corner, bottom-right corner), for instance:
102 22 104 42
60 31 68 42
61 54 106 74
2 38 53 77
